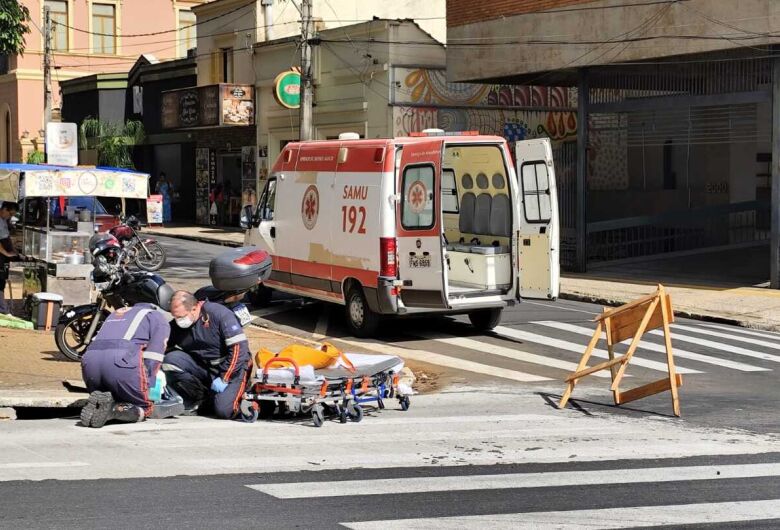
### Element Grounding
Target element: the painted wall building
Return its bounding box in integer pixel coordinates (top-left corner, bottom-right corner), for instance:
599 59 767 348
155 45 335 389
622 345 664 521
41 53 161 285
447 0 780 276
0 0 207 163
187 0 446 226
255 19 578 245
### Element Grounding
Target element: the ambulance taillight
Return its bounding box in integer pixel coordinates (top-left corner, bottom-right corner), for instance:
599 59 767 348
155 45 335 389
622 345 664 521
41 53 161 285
380 237 397 277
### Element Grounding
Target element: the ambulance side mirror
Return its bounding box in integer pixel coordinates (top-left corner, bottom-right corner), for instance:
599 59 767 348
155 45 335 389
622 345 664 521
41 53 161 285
240 205 256 229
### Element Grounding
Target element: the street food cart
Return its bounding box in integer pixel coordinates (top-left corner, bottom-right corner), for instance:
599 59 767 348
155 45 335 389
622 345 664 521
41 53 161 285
0 164 149 306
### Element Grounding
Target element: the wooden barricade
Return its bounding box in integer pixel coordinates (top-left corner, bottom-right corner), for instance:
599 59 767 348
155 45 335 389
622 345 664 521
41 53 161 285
558 285 681 416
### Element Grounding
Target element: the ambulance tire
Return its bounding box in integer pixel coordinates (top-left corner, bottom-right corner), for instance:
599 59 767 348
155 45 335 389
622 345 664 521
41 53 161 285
468 308 503 331
345 287 379 338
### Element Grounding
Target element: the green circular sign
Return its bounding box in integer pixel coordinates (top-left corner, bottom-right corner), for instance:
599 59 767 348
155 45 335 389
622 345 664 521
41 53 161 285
274 70 301 109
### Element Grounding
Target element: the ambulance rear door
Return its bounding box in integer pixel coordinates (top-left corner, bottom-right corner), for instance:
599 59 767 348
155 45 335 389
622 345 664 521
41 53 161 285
396 139 449 309
515 138 560 300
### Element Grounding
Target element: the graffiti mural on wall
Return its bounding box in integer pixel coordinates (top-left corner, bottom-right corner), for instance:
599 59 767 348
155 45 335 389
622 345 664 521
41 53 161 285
393 68 577 142
393 107 577 143
398 67 576 109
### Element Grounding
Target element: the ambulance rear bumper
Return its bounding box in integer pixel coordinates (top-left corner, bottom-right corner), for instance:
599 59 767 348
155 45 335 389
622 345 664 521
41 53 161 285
364 277 399 315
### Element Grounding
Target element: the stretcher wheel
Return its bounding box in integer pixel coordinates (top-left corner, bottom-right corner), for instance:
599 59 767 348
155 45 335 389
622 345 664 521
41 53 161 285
259 400 276 420
312 407 325 428
348 404 363 423
239 400 259 423
399 395 410 411
339 409 348 424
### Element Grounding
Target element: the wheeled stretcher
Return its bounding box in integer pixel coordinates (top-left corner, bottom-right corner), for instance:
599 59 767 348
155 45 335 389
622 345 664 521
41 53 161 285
238 352 411 427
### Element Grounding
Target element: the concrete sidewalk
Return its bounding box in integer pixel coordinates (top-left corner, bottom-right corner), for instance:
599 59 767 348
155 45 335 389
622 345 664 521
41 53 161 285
143 224 244 247
0 324 295 412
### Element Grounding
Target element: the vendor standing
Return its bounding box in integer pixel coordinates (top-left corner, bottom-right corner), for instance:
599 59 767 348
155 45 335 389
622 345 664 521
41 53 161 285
0 201 19 314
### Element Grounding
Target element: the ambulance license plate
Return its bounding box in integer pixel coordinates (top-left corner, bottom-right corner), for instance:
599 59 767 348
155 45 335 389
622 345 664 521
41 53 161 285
408 255 431 268
232 304 254 327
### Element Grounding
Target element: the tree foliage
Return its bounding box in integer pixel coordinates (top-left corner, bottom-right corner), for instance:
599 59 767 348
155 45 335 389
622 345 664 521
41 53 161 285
0 0 32 56
79 118 145 169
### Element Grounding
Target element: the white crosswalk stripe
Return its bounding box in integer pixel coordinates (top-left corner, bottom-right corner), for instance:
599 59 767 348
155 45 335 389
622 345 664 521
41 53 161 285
337 337 552 383
249 462 780 498
342 499 780 529
413 332 612 378
672 323 780 351
533 321 769 371
493 326 702 374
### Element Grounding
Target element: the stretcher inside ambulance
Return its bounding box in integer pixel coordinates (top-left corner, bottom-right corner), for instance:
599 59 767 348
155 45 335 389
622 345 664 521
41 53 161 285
243 131 559 337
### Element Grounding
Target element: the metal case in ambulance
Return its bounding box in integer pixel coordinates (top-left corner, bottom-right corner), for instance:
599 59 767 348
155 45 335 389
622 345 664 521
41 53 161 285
447 245 512 290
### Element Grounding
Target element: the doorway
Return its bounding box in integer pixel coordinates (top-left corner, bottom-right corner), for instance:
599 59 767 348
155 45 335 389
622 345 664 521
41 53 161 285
216 153 242 226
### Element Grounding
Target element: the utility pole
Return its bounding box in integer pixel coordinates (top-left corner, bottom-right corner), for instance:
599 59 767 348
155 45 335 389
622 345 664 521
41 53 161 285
43 6 53 140
299 0 313 141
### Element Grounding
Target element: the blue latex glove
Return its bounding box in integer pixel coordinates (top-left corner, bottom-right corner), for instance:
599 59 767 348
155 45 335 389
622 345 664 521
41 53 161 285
211 377 228 393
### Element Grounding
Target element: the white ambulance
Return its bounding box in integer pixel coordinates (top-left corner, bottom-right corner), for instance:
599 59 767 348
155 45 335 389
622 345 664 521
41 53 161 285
242 130 559 337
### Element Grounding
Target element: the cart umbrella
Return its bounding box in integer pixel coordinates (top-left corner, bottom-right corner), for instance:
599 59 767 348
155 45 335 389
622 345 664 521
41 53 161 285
0 164 150 200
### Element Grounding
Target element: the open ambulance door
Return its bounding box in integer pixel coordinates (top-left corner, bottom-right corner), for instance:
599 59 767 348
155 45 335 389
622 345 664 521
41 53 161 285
396 140 450 309
515 138 560 300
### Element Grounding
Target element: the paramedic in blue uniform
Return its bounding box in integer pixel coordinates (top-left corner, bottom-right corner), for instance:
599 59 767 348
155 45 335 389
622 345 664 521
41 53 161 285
163 290 251 419
80 303 170 428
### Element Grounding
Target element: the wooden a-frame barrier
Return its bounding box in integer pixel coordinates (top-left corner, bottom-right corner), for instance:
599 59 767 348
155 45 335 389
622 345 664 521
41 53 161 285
558 285 682 417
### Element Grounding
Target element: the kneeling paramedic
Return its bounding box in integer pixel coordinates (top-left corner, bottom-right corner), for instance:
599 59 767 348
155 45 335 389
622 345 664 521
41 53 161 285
81 303 179 427
163 291 251 419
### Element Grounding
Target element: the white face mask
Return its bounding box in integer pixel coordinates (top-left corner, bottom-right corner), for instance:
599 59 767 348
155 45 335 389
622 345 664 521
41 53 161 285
175 316 195 328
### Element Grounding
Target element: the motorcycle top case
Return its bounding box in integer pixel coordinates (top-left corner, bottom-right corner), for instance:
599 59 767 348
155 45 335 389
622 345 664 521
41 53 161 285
209 247 272 292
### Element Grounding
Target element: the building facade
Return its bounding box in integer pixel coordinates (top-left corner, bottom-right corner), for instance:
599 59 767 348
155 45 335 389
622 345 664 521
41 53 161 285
185 0 446 226
447 0 780 278
0 0 206 163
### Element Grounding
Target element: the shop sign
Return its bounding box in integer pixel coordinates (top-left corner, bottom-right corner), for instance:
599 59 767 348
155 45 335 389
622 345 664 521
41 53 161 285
46 122 78 166
274 70 301 109
146 194 163 224
161 84 253 129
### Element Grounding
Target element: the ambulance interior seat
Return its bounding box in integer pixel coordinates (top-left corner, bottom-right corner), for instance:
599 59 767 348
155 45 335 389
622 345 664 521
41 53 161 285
459 191 476 235
490 193 511 237
447 171 511 256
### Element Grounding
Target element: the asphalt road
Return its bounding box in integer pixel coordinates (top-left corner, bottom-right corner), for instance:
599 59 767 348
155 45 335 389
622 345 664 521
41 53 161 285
154 236 780 434
12 235 769 528
3 452 780 529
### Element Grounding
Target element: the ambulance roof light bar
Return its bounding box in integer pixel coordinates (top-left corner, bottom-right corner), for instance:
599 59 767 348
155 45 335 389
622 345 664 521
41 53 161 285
409 129 479 137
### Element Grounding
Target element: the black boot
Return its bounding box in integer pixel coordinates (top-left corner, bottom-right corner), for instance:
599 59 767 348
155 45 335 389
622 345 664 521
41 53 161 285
106 403 145 425
82 392 144 428
81 391 114 428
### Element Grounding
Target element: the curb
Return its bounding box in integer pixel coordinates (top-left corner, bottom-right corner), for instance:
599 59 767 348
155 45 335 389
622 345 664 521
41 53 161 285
143 231 243 248
559 291 773 332
0 394 88 410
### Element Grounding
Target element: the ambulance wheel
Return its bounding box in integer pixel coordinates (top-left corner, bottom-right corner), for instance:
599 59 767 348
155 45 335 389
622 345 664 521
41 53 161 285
312 407 325 428
239 400 259 423
468 308 503 331
248 285 273 308
345 288 379 338
399 395 411 411
347 404 363 423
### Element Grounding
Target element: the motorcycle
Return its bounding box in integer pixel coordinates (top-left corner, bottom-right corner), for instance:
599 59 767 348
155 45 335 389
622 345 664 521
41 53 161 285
54 245 272 361
109 214 167 272
54 246 175 361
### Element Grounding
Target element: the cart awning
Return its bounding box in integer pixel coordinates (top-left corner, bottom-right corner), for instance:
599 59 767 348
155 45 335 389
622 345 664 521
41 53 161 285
0 164 150 200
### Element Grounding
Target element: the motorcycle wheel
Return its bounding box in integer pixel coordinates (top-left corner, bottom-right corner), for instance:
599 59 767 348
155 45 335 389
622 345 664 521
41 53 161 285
55 311 104 362
135 241 167 272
